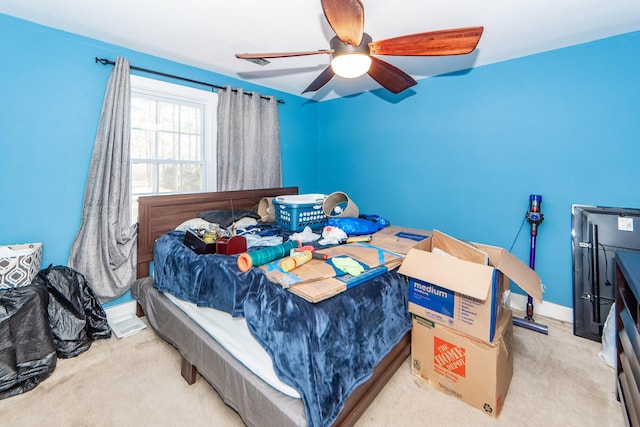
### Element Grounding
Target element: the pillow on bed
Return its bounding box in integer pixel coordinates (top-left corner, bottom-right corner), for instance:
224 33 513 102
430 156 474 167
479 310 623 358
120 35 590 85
197 210 260 228
175 218 214 231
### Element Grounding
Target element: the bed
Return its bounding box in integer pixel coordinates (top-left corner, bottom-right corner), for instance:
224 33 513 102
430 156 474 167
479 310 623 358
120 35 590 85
132 187 411 427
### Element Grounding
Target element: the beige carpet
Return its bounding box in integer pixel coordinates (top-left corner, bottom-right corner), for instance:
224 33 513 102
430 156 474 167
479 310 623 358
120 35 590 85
0 312 624 427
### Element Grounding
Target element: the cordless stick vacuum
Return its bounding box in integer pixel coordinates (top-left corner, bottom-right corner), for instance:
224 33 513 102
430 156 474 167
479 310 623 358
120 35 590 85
512 194 549 334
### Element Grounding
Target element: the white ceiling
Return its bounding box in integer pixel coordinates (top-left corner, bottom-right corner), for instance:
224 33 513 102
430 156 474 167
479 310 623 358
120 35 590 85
2 0 640 101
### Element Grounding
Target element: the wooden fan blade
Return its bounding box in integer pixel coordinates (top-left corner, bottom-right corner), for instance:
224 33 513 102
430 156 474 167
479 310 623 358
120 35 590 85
367 57 417 94
369 26 484 56
236 50 333 59
302 66 335 93
321 0 364 46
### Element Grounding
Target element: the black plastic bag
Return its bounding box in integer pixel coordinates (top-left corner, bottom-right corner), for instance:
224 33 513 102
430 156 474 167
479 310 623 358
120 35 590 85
0 284 57 399
33 265 111 358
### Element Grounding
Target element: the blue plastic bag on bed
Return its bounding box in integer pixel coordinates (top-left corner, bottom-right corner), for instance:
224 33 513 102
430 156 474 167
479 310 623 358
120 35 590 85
327 215 389 235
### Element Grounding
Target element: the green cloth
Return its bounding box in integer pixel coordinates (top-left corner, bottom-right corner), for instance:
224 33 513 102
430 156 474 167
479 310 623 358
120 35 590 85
332 256 365 276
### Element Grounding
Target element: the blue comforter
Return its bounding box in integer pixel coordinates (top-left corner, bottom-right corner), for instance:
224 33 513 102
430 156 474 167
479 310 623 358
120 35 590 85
244 270 412 427
153 230 412 427
153 231 266 317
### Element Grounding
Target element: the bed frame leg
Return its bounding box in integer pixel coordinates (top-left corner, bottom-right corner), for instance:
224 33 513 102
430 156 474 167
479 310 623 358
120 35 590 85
181 357 197 385
136 302 145 317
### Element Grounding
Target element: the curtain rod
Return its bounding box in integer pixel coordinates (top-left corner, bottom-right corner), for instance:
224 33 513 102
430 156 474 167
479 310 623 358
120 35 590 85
95 57 284 104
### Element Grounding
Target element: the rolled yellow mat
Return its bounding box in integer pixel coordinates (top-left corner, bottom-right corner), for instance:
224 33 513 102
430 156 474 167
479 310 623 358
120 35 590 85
279 250 312 272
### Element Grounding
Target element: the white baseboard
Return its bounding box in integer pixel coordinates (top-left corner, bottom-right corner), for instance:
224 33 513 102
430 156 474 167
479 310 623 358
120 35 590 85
508 292 573 324
104 300 138 323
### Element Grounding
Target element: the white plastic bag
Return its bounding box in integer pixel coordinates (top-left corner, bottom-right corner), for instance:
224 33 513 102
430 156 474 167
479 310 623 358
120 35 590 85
598 303 616 368
289 226 321 243
318 226 347 245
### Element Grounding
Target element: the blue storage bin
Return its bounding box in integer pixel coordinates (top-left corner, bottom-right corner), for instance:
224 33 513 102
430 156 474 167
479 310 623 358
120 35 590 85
273 194 327 231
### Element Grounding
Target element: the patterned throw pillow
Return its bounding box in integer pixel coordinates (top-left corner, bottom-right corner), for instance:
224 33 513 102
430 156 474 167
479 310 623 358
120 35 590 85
0 242 43 289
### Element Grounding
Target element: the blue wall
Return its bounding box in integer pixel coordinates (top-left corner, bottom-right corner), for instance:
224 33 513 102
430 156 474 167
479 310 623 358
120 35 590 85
0 13 319 276
314 31 640 307
1 12 639 310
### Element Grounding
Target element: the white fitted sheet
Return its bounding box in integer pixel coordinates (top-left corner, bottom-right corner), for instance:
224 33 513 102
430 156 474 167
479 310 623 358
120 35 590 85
164 292 300 399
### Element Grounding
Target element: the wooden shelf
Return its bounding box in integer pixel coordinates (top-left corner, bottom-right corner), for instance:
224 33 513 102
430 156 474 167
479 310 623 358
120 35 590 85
616 250 640 427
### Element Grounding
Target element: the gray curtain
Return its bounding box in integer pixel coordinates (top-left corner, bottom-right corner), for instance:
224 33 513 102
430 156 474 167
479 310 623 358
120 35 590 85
217 86 281 191
68 57 137 302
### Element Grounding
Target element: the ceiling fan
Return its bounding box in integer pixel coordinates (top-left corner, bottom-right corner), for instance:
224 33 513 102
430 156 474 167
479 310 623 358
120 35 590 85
236 0 484 94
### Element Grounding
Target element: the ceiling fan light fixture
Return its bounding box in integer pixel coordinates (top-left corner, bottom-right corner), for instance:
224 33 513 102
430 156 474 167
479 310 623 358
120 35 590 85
328 33 373 79
331 53 371 78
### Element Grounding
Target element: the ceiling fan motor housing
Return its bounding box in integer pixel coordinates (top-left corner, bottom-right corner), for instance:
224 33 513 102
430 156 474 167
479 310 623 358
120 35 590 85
330 33 373 58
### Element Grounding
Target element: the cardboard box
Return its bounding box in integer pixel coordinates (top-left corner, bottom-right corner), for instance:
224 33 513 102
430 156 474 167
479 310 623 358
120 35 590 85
398 230 542 342
369 226 431 254
411 309 514 418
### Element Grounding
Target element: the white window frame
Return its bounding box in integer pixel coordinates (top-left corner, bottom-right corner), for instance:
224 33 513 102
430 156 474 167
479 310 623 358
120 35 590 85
130 75 218 201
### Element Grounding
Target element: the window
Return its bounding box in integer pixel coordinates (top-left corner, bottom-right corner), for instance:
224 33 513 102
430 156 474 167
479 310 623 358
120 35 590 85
130 75 218 221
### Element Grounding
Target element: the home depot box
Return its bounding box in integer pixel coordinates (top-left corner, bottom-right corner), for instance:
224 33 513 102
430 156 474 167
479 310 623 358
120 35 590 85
411 309 514 418
398 230 542 342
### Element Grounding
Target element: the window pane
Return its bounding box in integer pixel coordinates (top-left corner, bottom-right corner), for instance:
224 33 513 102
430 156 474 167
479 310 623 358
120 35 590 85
158 132 178 159
180 105 201 133
182 164 202 192
131 98 155 129
180 134 201 160
132 162 157 194
159 164 179 193
157 101 179 131
131 129 155 159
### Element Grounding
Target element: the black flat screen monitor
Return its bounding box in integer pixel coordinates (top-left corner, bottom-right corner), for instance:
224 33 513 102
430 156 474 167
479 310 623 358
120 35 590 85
572 204 640 341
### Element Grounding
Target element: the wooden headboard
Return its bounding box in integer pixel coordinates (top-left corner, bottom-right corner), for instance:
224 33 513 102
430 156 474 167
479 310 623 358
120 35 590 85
136 187 299 278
